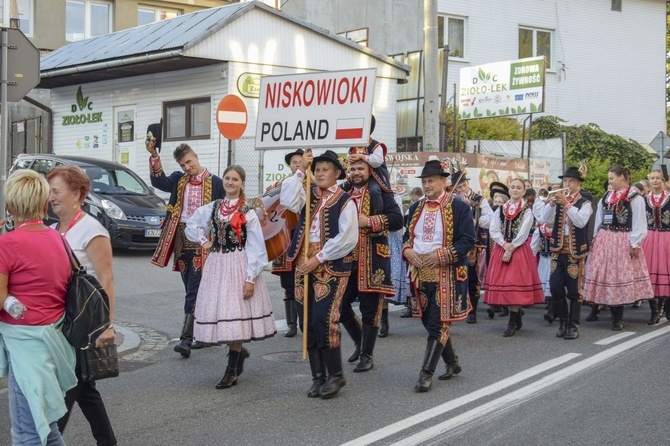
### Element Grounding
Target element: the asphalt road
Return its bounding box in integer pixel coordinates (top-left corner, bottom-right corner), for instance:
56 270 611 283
1 250 669 446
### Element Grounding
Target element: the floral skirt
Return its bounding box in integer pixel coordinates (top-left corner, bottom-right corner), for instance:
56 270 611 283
386 230 407 304
483 244 545 307
194 250 276 344
642 229 670 299
583 230 654 306
538 254 552 297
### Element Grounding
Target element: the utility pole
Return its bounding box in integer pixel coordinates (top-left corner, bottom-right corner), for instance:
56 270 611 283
423 0 439 152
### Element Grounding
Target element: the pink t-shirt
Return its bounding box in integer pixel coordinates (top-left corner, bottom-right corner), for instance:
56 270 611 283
0 228 71 325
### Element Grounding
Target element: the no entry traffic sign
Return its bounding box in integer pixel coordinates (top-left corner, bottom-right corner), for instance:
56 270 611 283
216 95 248 140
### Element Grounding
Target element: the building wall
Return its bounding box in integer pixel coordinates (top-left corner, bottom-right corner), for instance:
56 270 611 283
284 0 667 144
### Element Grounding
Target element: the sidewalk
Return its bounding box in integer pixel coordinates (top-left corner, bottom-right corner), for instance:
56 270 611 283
114 324 141 357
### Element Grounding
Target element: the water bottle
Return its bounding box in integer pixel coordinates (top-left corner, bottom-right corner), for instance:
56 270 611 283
4 295 26 319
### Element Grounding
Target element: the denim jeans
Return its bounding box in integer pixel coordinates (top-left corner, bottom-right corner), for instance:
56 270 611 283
7 352 67 446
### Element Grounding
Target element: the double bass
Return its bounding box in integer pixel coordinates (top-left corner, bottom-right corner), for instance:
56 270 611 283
255 184 299 261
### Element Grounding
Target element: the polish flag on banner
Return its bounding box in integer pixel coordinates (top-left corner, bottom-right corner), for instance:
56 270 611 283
335 118 364 140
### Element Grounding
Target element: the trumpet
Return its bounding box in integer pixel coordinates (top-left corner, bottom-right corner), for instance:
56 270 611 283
538 187 569 202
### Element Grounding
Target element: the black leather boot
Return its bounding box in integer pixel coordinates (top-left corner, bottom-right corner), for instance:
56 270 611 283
400 303 413 318
216 349 240 389
515 309 525 330
354 324 378 373
415 338 445 392
438 338 461 380
647 299 660 325
658 298 667 321
284 300 298 337
486 306 496 319
236 347 250 376
319 348 346 399
307 350 326 398
564 300 581 340
174 313 194 358
585 304 601 321
500 306 509 317
555 298 568 338
503 311 517 337
544 299 555 323
378 309 389 338
341 317 362 362
611 306 624 331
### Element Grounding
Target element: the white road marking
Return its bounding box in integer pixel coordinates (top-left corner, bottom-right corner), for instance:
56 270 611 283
389 325 670 446
339 353 581 446
593 331 636 345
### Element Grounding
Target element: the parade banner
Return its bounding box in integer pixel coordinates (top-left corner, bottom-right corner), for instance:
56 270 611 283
255 68 376 149
385 152 530 202
458 56 545 120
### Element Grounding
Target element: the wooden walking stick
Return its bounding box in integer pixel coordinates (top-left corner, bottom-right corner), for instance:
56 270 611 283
302 163 312 361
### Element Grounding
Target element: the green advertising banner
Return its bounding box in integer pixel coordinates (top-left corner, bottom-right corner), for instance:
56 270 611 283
459 56 545 120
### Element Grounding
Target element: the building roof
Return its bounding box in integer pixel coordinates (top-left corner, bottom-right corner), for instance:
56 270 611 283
40 0 410 88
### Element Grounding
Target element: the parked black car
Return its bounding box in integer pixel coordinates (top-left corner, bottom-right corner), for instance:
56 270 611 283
7 154 166 249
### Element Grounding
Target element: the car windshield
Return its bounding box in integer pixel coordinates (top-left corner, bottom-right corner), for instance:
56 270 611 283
84 166 149 195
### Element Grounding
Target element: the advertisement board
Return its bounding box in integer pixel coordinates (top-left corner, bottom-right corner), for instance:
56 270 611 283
458 56 545 120
255 68 376 149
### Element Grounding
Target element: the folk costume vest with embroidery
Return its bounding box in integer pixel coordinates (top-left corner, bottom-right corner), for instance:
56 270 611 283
549 196 590 258
208 199 248 253
600 191 637 232
348 139 392 192
465 193 488 247
404 196 473 322
645 193 670 232
151 171 218 270
499 203 528 243
285 187 354 276
350 186 395 296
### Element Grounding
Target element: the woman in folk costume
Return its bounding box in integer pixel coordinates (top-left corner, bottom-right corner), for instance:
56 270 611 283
641 169 670 324
186 165 276 389
378 191 407 338
583 166 653 330
484 178 545 337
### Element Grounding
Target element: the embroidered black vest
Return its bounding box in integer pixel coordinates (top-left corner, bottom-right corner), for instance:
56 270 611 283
645 193 670 232
499 204 528 243
599 191 637 233
549 196 590 258
208 199 248 253
286 187 354 276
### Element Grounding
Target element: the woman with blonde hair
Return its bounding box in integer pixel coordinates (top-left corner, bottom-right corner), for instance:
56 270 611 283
47 165 117 446
0 170 76 445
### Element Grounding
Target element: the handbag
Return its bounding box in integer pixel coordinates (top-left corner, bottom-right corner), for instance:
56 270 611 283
79 344 119 382
59 236 111 348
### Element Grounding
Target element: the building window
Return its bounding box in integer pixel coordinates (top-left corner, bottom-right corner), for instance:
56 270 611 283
611 0 622 12
519 27 551 69
0 0 33 35
138 6 181 26
164 98 211 141
66 0 112 41
337 27 369 47
437 16 465 58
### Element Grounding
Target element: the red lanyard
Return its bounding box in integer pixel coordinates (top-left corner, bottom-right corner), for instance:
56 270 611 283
17 220 43 230
58 209 83 236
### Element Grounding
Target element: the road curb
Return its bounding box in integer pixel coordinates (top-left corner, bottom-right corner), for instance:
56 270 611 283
115 324 141 357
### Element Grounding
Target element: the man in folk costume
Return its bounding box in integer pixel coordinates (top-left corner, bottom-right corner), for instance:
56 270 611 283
452 171 494 324
403 160 476 392
338 158 403 372
535 166 592 340
269 148 303 337
280 149 358 399
147 139 224 358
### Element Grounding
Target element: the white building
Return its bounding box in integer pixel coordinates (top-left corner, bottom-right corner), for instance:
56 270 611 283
283 0 667 145
39 1 409 194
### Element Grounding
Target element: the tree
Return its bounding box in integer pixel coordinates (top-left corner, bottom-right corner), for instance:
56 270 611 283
442 105 523 150
532 116 653 196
